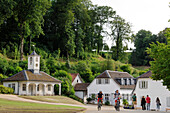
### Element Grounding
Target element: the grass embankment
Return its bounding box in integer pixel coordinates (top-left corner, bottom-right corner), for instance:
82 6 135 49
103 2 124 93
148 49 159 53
0 98 85 113
20 96 83 105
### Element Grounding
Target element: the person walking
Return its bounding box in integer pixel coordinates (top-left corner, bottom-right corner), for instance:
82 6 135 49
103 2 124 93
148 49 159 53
132 93 137 109
146 95 151 111
141 96 146 110
156 97 161 111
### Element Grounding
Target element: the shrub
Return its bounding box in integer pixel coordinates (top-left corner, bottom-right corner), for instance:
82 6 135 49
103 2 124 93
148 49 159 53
105 100 110 105
120 64 131 74
123 99 128 106
87 97 92 103
0 85 14 94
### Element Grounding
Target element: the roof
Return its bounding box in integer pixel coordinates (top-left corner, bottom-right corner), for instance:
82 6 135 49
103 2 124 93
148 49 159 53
138 71 152 78
96 70 135 89
3 70 62 83
74 83 90 91
28 51 40 56
70 73 83 83
96 70 133 79
96 71 110 78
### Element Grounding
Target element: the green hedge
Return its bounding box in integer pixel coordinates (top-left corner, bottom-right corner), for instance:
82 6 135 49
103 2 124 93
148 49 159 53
0 85 14 94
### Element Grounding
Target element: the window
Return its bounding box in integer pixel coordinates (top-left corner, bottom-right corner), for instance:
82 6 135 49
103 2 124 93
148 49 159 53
105 79 109 84
12 84 15 91
124 79 127 85
36 57 38 62
96 79 102 84
36 64 38 67
77 80 78 83
8 84 11 88
30 57 32 65
105 94 110 101
127 94 129 101
167 97 170 107
129 79 131 85
122 94 125 100
22 84 26 91
37 85 39 91
48 85 51 91
139 81 148 89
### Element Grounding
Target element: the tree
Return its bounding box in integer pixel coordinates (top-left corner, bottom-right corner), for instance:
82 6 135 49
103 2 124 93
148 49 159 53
0 0 16 26
110 15 132 60
146 28 170 89
94 6 115 53
13 0 51 60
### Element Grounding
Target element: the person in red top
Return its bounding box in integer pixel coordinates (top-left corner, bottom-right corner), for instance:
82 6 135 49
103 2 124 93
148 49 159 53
146 95 151 111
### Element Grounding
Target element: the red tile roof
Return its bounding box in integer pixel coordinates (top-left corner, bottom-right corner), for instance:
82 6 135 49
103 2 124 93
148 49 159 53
3 70 61 83
70 73 78 82
74 83 90 91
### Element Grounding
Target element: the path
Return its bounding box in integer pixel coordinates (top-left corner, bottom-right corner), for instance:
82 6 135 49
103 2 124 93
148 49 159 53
84 104 168 113
0 95 169 113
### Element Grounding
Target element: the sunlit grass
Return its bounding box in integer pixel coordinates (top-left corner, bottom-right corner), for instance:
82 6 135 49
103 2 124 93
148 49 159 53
0 98 85 113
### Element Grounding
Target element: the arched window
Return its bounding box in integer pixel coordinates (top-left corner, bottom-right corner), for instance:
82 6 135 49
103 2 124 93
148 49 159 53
30 57 32 65
36 64 38 67
36 57 38 62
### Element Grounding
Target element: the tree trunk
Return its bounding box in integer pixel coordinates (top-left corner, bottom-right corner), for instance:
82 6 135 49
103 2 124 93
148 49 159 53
20 23 24 61
116 32 120 60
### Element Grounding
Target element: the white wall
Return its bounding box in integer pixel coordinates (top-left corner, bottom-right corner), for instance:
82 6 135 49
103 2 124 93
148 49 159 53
72 75 83 87
87 78 120 105
75 91 84 99
134 78 170 111
120 89 133 105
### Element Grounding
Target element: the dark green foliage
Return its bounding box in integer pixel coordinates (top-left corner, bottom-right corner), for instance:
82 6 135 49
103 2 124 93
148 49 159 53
53 70 72 82
46 57 61 74
147 29 170 89
86 97 92 103
120 64 131 74
0 85 14 94
129 29 167 66
105 101 110 105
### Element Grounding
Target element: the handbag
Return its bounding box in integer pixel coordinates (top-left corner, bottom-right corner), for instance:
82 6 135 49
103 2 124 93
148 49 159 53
159 103 161 106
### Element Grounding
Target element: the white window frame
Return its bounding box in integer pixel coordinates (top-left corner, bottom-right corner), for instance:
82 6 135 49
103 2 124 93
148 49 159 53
48 85 51 91
96 79 102 84
105 94 110 101
105 79 109 84
139 81 148 89
22 84 26 91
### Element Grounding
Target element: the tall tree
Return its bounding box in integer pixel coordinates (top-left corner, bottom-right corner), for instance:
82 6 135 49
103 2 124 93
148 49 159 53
94 6 115 53
110 15 132 60
13 0 51 60
146 28 170 89
0 0 16 26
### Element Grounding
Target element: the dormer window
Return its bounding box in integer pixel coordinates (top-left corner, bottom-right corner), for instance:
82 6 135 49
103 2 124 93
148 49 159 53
36 57 38 62
30 57 32 65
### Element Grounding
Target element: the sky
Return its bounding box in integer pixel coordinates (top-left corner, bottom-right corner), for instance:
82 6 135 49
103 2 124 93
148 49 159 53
91 0 170 49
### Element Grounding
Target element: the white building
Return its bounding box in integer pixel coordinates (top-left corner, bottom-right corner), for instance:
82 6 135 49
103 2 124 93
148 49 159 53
87 70 136 105
70 73 89 103
70 73 83 87
3 51 62 96
133 71 170 111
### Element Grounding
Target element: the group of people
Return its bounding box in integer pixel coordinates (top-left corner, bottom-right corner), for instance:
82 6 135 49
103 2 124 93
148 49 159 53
96 91 161 111
132 94 161 111
96 90 121 111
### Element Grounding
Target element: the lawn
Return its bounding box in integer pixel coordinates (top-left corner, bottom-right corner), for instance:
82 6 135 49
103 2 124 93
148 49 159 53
20 95 83 105
0 98 85 113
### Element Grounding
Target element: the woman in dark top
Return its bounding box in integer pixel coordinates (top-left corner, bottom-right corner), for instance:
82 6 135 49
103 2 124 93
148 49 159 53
156 97 161 111
141 96 146 110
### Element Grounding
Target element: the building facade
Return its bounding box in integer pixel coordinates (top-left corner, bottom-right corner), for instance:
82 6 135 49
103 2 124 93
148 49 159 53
3 51 62 96
133 71 170 111
87 70 136 105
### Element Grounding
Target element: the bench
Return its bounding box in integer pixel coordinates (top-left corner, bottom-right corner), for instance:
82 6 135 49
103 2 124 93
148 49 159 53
166 108 170 112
